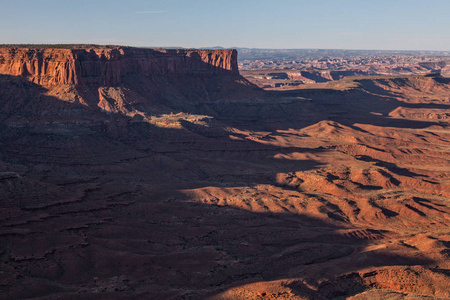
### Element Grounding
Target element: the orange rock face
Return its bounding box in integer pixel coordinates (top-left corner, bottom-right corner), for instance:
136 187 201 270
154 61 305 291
0 47 239 86
0 47 449 299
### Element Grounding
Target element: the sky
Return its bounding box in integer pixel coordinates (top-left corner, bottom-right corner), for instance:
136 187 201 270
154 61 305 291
1 0 449 50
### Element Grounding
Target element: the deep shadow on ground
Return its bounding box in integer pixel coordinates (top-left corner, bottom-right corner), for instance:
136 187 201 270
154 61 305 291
0 73 448 299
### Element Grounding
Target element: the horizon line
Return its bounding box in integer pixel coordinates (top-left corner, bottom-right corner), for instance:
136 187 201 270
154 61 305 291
0 43 449 53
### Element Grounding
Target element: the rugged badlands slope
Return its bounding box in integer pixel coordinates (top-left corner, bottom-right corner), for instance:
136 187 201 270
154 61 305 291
0 46 449 299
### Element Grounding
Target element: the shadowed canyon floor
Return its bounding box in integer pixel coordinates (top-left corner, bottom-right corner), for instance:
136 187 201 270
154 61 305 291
0 49 449 299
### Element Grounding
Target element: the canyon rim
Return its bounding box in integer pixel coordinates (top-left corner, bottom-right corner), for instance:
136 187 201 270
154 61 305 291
0 44 449 299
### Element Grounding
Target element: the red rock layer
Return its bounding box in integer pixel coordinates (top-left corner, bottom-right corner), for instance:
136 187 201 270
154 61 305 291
0 47 239 86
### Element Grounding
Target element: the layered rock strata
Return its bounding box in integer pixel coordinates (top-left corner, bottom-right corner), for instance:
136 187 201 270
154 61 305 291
0 46 239 86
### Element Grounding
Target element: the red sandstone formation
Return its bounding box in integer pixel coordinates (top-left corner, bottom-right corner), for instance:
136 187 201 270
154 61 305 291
0 46 238 86
0 46 449 300
240 53 450 89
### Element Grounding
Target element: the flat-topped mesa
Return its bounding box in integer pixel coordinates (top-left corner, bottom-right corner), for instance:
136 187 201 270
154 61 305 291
0 46 239 86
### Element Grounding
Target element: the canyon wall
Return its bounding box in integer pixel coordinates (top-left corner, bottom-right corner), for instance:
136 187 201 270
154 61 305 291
0 46 239 86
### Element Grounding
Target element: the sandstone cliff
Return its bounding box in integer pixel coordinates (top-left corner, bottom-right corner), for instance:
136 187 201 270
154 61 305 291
0 46 239 86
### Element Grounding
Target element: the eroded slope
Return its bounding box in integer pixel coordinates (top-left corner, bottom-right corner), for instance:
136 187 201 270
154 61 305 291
0 52 448 299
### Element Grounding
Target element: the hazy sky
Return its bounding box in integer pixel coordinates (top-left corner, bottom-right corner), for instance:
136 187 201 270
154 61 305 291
1 0 449 50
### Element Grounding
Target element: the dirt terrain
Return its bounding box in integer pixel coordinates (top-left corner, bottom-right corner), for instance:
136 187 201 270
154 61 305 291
239 51 450 89
240 68 450 89
0 46 449 299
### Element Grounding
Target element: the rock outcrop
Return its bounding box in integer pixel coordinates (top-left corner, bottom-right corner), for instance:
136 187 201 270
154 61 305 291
1 46 449 300
0 46 239 86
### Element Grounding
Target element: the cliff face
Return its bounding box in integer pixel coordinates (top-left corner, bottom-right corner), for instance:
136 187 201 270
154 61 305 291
0 47 239 86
